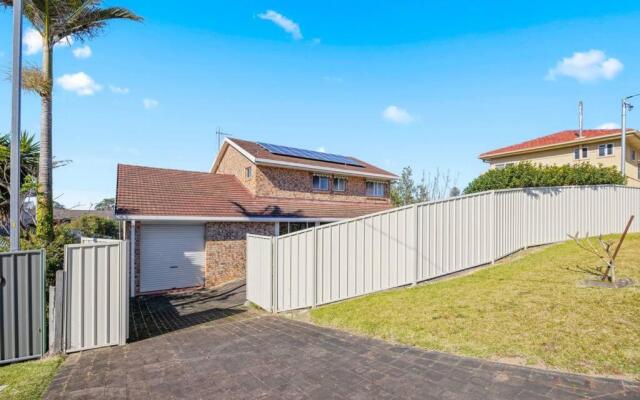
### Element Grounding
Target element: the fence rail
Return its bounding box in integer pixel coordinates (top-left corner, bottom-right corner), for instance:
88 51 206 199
0 250 44 364
247 185 640 312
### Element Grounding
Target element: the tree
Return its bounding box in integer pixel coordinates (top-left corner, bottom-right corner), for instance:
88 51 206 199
449 186 461 197
69 215 118 238
0 132 39 229
391 166 457 206
464 162 626 194
1 0 142 244
94 197 115 211
391 166 416 207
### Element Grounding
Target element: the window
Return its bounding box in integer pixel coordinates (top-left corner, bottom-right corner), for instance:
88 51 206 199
366 181 385 197
575 147 588 160
333 177 347 192
598 143 613 157
631 149 636 161
312 175 329 191
278 222 313 236
245 166 252 178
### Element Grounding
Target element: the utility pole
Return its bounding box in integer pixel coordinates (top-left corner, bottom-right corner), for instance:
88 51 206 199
10 0 23 251
621 94 639 177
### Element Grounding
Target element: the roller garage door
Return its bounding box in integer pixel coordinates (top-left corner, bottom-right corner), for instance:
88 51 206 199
140 224 205 293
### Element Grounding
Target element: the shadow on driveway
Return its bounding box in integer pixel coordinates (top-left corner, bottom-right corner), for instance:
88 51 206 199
128 279 247 342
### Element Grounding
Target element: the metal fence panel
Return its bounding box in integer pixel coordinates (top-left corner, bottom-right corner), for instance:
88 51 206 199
246 235 274 311
247 185 640 312
0 251 44 364
64 241 128 353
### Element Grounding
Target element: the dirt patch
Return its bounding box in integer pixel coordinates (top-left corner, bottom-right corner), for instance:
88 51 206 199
579 278 634 289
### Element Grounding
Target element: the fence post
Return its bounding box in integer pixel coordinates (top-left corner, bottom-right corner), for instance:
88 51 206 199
270 237 277 313
491 191 496 264
49 270 64 354
312 227 317 308
413 204 419 285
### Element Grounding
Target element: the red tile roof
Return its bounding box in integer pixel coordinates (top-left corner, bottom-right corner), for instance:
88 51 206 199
479 129 636 159
116 164 391 219
223 138 398 179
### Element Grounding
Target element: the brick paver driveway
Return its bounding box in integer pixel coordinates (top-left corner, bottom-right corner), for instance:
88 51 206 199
45 280 640 399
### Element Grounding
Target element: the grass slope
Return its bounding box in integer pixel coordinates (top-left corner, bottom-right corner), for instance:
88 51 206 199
0 357 63 400
311 234 640 379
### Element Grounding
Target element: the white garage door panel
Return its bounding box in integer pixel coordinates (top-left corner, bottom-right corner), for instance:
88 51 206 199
140 224 205 292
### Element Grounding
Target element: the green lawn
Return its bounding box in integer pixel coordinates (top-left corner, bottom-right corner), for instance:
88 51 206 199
0 357 63 400
311 234 640 379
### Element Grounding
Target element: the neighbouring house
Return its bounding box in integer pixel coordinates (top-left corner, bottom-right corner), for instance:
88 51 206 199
479 128 640 187
116 137 397 295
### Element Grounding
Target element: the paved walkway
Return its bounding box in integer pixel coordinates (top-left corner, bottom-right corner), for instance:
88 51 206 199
45 283 640 399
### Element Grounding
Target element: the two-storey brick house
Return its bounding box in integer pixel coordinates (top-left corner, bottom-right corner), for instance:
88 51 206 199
116 138 397 295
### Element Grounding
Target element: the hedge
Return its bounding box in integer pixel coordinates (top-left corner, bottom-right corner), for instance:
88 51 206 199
464 162 626 194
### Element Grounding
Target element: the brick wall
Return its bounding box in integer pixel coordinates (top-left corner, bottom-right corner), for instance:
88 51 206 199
255 166 391 204
215 145 257 194
205 222 275 287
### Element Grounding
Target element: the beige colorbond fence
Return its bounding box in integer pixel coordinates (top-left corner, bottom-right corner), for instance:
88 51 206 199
64 241 129 353
247 185 640 312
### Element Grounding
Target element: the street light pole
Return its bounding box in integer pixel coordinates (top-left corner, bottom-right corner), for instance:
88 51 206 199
10 0 23 251
621 94 639 178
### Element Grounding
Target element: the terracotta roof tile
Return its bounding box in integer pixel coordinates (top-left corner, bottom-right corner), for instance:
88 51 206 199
116 164 391 219
479 129 636 159
227 138 398 179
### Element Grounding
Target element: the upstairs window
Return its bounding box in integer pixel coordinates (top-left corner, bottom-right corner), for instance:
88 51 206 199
631 149 637 161
575 147 588 160
312 175 329 191
245 166 253 178
366 181 385 197
333 177 347 192
598 143 614 157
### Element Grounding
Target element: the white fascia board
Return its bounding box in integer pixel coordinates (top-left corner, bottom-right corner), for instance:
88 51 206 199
115 214 342 223
255 158 398 180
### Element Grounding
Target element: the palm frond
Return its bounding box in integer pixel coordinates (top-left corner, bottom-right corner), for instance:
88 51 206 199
21 64 51 97
56 6 142 41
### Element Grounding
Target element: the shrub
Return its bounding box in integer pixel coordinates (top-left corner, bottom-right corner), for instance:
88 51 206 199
69 215 119 239
464 162 626 194
21 224 77 287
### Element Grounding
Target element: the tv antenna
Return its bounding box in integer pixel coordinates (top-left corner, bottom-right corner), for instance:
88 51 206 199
216 127 232 150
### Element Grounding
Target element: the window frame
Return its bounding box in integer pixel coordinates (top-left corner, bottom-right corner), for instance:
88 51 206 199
245 166 253 179
598 143 614 157
582 146 588 159
573 148 580 160
631 149 637 161
366 181 385 197
312 174 330 191
333 176 347 192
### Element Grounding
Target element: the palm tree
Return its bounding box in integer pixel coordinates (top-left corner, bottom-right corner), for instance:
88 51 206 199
1 0 142 243
0 132 39 232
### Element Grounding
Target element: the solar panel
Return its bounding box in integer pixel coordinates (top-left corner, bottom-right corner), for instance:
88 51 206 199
257 142 363 167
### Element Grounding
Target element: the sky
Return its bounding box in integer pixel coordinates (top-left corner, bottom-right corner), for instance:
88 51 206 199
1 1 640 208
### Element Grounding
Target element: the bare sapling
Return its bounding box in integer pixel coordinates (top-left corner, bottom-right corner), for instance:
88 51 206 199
567 215 634 283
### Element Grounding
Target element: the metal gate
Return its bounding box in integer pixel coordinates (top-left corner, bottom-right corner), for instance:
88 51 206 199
63 241 129 353
0 250 45 364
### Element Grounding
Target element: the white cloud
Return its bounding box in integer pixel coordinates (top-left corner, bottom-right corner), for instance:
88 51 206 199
596 122 620 129
546 50 623 82
24 28 73 55
316 146 326 153
109 85 130 94
143 98 159 110
382 105 414 124
72 45 92 59
258 10 302 40
56 72 102 96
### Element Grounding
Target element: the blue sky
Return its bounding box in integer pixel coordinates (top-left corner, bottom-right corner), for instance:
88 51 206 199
1 1 640 207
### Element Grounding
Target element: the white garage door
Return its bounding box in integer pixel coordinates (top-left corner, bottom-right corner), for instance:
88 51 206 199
140 224 205 293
